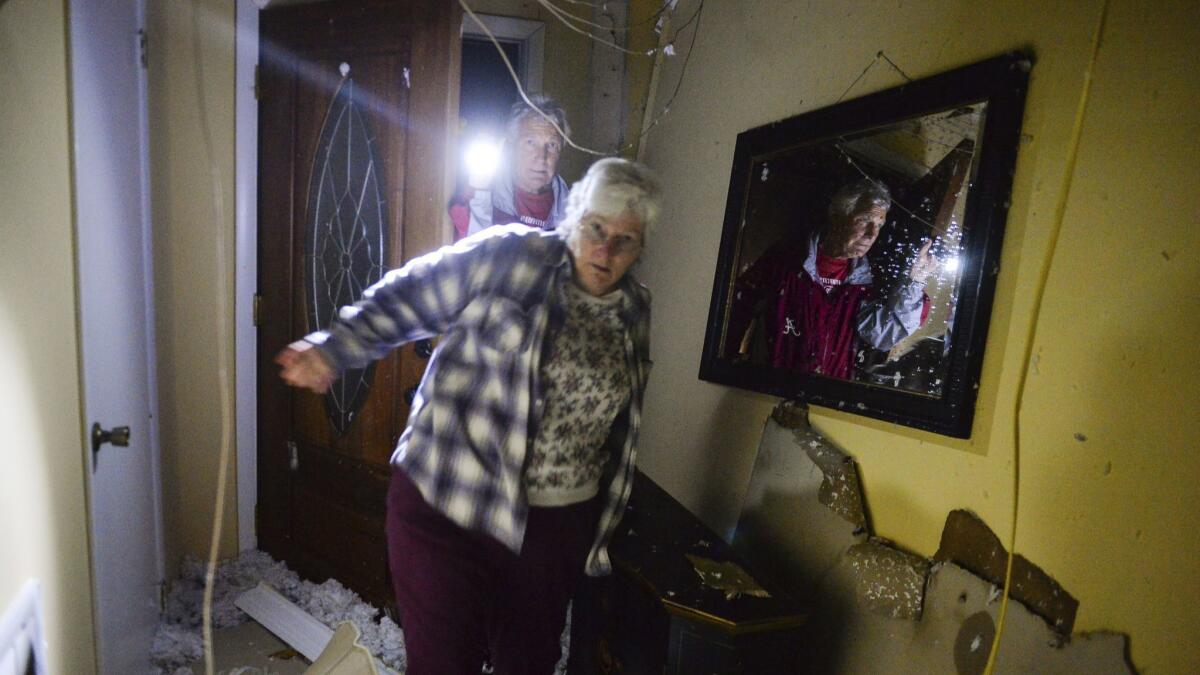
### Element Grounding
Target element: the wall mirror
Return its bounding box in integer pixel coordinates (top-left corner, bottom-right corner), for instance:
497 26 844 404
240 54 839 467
699 53 1032 438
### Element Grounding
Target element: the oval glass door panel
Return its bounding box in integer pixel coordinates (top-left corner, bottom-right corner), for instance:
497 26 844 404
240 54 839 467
306 75 387 436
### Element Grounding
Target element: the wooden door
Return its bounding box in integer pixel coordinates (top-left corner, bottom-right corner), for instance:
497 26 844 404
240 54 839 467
257 0 459 608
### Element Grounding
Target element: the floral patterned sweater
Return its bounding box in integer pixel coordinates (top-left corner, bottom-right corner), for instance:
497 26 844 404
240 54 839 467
523 281 630 507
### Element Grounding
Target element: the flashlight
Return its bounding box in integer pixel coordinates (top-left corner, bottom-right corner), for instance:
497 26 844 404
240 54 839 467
464 135 502 190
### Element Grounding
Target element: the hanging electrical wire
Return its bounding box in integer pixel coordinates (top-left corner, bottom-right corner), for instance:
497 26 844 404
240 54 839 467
534 0 653 55
536 0 673 34
460 0 706 156
460 0 606 155
633 0 704 141
187 3 236 675
982 0 1109 672
535 0 706 145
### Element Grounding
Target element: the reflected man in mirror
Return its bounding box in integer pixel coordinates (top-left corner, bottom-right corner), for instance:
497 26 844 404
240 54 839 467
450 94 571 239
729 179 936 380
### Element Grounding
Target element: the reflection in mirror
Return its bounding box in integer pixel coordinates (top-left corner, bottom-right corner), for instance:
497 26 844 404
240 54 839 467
722 103 985 397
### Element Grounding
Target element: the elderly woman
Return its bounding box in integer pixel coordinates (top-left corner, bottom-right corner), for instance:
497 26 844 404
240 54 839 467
729 178 936 379
278 157 660 674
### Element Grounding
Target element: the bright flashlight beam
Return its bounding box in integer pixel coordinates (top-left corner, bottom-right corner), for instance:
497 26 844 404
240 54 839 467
943 256 960 273
464 137 502 189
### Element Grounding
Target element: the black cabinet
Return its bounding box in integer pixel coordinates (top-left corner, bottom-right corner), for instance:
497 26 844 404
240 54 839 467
571 472 807 674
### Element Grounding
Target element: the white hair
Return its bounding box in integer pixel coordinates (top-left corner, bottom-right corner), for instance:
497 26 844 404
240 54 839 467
559 158 663 247
506 94 570 142
828 178 892 224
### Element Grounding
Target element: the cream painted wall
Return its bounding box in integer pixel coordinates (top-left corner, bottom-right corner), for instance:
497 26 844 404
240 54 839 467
0 1 98 672
631 0 1199 672
148 0 240 569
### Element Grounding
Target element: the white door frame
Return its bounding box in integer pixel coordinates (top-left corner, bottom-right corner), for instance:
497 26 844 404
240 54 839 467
235 0 260 553
462 13 545 93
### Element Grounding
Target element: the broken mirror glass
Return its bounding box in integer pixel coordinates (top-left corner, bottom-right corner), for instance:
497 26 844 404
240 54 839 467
700 54 1032 438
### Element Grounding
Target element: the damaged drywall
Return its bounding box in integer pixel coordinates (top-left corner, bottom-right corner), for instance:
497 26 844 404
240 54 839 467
772 403 869 530
845 539 929 620
731 402 1134 673
935 509 1079 634
733 402 868 606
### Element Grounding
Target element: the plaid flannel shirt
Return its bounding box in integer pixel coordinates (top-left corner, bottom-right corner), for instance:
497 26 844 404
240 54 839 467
306 224 652 576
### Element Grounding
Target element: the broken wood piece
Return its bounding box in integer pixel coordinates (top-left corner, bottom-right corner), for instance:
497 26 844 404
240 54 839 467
234 583 393 675
305 622 379 675
685 554 772 601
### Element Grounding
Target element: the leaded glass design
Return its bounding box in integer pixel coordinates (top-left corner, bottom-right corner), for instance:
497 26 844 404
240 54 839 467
305 74 387 436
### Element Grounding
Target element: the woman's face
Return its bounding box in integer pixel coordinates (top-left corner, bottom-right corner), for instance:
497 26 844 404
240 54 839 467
569 210 644 296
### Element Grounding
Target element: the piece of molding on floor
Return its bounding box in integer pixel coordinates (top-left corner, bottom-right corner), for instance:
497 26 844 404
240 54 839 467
306 622 380 675
235 583 393 675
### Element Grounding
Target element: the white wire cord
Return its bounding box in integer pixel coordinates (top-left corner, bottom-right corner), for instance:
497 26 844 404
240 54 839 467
188 3 236 674
535 0 672 35
460 0 705 156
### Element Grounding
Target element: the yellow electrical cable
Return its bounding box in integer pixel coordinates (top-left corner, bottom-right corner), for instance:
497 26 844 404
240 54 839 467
982 1 1110 672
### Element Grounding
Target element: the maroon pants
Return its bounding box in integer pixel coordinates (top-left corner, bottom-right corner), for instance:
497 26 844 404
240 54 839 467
385 470 601 675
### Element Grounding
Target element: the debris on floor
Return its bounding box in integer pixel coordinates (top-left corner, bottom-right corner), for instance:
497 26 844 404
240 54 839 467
306 622 381 675
235 582 387 673
150 550 573 674
150 550 405 674
684 554 772 600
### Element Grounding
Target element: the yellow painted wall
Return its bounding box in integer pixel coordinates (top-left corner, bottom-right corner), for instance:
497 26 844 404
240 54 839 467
0 1 98 672
147 0 239 569
630 0 1199 672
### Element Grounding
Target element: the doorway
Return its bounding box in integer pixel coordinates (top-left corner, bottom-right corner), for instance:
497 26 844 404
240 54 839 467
255 0 460 609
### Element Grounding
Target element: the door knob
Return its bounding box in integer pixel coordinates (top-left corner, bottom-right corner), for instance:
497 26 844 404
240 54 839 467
92 422 131 466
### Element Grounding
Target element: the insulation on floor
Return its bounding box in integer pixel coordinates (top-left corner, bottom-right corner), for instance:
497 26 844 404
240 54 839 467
150 550 572 675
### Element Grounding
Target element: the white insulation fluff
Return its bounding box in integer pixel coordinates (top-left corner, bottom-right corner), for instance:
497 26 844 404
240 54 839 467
149 549 570 674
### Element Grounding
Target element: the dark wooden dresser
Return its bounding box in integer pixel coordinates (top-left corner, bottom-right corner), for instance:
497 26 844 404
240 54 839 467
569 472 807 674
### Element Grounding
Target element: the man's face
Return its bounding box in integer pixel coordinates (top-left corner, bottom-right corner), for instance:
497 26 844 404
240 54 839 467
825 204 888 259
569 210 644 296
512 116 563 193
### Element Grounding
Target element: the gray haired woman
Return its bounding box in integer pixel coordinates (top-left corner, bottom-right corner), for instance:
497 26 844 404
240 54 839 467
278 157 662 674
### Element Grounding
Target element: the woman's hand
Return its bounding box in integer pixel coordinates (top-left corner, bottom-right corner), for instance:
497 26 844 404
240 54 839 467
908 240 938 284
276 340 337 393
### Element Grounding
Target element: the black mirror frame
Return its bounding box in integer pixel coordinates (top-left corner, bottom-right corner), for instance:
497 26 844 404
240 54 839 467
699 52 1033 439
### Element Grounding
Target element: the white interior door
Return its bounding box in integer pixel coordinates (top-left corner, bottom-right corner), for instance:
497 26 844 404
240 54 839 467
69 0 164 672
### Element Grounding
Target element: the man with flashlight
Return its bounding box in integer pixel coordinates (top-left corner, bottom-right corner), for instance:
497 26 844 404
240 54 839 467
450 94 571 239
